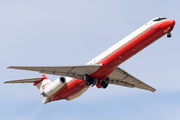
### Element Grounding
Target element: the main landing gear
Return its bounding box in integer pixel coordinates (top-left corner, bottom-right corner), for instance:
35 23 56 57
100 77 109 89
84 74 109 89
85 74 93 86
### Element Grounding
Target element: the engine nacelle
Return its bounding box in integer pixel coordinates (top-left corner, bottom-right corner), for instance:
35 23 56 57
42 77 66 97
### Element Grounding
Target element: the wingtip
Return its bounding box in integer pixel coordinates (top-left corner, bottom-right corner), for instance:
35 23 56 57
7 66 13 69
7 66 17 69
152 89 156 92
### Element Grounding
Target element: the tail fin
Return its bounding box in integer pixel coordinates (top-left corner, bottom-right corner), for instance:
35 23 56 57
33 75 52 92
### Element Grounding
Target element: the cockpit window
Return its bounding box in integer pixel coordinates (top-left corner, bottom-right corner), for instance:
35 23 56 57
153 17 167 21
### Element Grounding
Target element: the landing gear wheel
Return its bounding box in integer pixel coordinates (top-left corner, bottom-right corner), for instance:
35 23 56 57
102 83 108 89
85 74 94 86
86 79 94 86
100 80 106 86
167 32 171 38
86 80 91 86
100 77 109 89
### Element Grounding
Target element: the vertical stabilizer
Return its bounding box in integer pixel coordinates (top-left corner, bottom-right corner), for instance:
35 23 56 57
33 75 52 92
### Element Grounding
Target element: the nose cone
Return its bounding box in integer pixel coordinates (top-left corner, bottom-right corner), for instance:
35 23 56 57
169 19 175 27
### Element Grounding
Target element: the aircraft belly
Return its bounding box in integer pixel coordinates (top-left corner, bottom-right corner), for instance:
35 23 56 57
51 79 88 101
66 86 89 101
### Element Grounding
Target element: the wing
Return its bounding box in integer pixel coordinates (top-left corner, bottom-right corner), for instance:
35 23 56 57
7 65 102 80
108 67 156 92
4 77 45 83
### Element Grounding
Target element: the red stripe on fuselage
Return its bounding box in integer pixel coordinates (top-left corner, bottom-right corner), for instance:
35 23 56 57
52 19 175 101
90 19 175 79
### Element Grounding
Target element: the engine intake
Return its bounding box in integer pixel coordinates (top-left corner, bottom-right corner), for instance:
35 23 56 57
60 77 66 83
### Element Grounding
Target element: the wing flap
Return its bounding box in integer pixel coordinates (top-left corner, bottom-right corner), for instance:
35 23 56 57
4 77 45 83
109 68 156 92
7 65 102 80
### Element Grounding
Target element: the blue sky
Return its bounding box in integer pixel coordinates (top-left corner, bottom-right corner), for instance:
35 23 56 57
1 0 180 120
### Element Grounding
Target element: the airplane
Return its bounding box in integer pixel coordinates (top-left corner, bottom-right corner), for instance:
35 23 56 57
4 17 175 104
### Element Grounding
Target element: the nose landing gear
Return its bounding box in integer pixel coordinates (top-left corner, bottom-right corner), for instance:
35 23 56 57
167 32 171 38
166 26 174 38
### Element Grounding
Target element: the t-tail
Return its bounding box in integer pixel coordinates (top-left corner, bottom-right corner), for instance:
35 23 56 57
4 75 67 104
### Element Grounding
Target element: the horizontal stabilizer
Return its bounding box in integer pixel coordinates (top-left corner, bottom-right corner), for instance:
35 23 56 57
4 77 45 83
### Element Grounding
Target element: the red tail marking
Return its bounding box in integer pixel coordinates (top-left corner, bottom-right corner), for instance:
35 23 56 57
33 75 48 86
